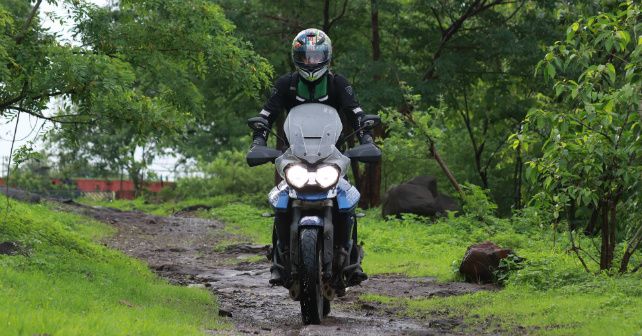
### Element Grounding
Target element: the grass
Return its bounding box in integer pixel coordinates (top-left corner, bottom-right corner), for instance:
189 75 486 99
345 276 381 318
0 200 225 336
361 274 642 335
77 194 266 217
79 196 642 335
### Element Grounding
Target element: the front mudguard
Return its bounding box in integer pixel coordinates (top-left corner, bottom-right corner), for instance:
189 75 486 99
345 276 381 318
289 206 334 281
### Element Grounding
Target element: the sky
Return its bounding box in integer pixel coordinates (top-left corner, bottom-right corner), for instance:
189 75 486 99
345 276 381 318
0 0 183 179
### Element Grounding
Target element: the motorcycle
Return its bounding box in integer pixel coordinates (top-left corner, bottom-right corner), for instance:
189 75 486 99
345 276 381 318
246 103 381 325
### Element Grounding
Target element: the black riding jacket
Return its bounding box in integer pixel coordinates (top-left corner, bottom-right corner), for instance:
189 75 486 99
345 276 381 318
254 72 368 142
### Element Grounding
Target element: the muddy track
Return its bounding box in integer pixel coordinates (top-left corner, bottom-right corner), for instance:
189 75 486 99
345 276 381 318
58 202 495 335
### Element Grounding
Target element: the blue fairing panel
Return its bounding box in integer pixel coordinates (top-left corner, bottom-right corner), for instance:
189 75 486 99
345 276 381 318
337 180 360 212
268 183 290 211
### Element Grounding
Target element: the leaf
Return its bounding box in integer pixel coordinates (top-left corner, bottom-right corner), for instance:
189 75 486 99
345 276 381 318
606 63 616 84
615 30 631 46
546 63 556 79
571 22 580 32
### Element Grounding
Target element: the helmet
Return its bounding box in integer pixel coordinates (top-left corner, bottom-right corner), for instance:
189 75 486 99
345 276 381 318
291 28 332 82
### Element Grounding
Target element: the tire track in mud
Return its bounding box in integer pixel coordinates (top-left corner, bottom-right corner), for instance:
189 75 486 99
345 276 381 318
59 202 495 335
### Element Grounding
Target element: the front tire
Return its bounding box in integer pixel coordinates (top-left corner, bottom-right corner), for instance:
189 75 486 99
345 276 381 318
299 228 323 325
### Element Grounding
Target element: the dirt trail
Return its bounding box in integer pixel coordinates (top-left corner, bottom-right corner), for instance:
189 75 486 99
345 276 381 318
59 202 494 335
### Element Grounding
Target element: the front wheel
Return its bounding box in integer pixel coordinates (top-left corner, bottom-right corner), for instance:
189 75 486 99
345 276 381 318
299 228 323 325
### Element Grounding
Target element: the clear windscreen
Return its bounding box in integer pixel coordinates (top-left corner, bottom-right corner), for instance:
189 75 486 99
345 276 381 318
284 103 342 164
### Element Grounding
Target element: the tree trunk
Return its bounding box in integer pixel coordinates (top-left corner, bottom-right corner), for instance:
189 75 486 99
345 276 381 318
600 201 608 270
620 224 642 273
358 0 383 209
274 115 286 186
585 204 601 236
323 0 330 33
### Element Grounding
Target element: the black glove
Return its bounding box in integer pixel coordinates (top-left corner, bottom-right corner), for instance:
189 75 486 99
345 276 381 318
358 133 374 145
250 135 267 150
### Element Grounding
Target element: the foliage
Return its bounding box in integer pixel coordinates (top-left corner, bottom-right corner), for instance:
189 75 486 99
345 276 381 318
173 149 274 204
1 0 272 186
525 1 642 271
0 200 224 335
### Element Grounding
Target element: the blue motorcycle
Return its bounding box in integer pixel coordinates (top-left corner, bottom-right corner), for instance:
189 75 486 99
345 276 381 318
246 103 381 324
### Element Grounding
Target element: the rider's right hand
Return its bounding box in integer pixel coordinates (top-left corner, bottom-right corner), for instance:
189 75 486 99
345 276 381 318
250 136 267 150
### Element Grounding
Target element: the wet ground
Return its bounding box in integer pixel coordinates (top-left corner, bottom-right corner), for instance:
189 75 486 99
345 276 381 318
58 202 496 335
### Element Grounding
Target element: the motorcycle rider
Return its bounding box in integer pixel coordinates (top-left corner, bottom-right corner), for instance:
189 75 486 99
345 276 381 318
250 28 373 287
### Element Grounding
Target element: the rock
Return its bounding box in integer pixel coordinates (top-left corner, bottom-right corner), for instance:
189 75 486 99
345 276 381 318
406 175 438 196
382 175 460 218
459 241 513 284
0 187 40 203
0 241 19 255
218 308 233 317
224 243 270 254
172 204 212 216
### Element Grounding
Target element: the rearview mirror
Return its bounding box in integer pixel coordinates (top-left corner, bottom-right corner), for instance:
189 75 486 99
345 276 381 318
246 146 282 167
361 115 381 130
247 116 269 131
344 143 381 163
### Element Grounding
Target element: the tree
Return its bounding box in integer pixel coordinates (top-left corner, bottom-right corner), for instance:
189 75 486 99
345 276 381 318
1 0 272 180
525 1 642 272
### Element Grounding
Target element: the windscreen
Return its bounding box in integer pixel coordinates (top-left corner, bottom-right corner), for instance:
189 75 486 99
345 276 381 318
284 103 342 164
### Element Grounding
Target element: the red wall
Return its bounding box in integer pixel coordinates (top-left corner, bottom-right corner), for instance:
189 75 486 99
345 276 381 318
1 177 171 193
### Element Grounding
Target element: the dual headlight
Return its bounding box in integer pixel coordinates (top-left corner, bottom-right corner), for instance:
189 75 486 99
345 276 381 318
285 164 340 189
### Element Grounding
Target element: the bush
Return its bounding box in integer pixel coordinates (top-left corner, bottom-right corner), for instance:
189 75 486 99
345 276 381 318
174 150 275 202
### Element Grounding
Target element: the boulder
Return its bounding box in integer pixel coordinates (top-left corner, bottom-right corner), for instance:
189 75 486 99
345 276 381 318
0 187 40 203
382 175 460 217
0 241 20 256
459 241 513 284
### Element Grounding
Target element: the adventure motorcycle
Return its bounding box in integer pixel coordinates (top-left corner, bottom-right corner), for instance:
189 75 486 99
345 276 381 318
246 103 381 325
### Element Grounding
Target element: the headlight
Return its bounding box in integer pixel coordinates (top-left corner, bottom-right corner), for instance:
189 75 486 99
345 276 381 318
285 164 309 188
315 165 340 188
284 164 341 189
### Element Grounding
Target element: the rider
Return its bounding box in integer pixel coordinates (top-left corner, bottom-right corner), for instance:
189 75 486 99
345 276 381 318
250 28 373 286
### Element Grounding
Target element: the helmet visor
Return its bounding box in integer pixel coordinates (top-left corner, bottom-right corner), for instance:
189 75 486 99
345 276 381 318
293 48 329 67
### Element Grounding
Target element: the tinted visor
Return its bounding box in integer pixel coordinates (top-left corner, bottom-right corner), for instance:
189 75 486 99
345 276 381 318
293 48 329 67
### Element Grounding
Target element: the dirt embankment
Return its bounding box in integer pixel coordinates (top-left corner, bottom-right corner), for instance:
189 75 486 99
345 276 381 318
59 202 495 335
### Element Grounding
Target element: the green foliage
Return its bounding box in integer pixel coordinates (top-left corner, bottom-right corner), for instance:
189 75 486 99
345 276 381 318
525 1 642 271
460 183 498 221
0 200 224 335
174 149 274 205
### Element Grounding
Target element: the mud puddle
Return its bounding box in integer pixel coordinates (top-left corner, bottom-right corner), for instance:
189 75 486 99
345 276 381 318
58 202 494 335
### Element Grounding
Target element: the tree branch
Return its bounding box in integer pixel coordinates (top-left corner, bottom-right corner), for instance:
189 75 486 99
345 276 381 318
14 0 43 44
569 230 591 273
423 0 511 80
7 106 90 125
327 0 349 33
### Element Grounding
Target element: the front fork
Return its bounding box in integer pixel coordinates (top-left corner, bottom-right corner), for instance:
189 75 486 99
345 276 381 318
289 201 334 281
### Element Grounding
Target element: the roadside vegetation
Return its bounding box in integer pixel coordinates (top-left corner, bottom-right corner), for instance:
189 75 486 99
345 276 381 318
0 200 225 335
83 188 642 335
2 0 642 335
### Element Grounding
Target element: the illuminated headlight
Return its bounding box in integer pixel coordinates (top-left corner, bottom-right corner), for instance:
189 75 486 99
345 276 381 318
284 164 340 189
285 164 309 188
315 165 340 188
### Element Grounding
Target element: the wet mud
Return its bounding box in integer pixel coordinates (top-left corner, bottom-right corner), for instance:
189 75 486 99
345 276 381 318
59 202 495 335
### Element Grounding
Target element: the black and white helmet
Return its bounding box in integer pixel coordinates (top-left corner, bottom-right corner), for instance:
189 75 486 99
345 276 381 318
291 28 332 82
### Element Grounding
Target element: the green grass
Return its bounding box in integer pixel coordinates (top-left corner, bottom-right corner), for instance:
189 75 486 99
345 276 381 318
77 194 265 217
80 197 642 335
361 274 642 335
0 200 225 336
